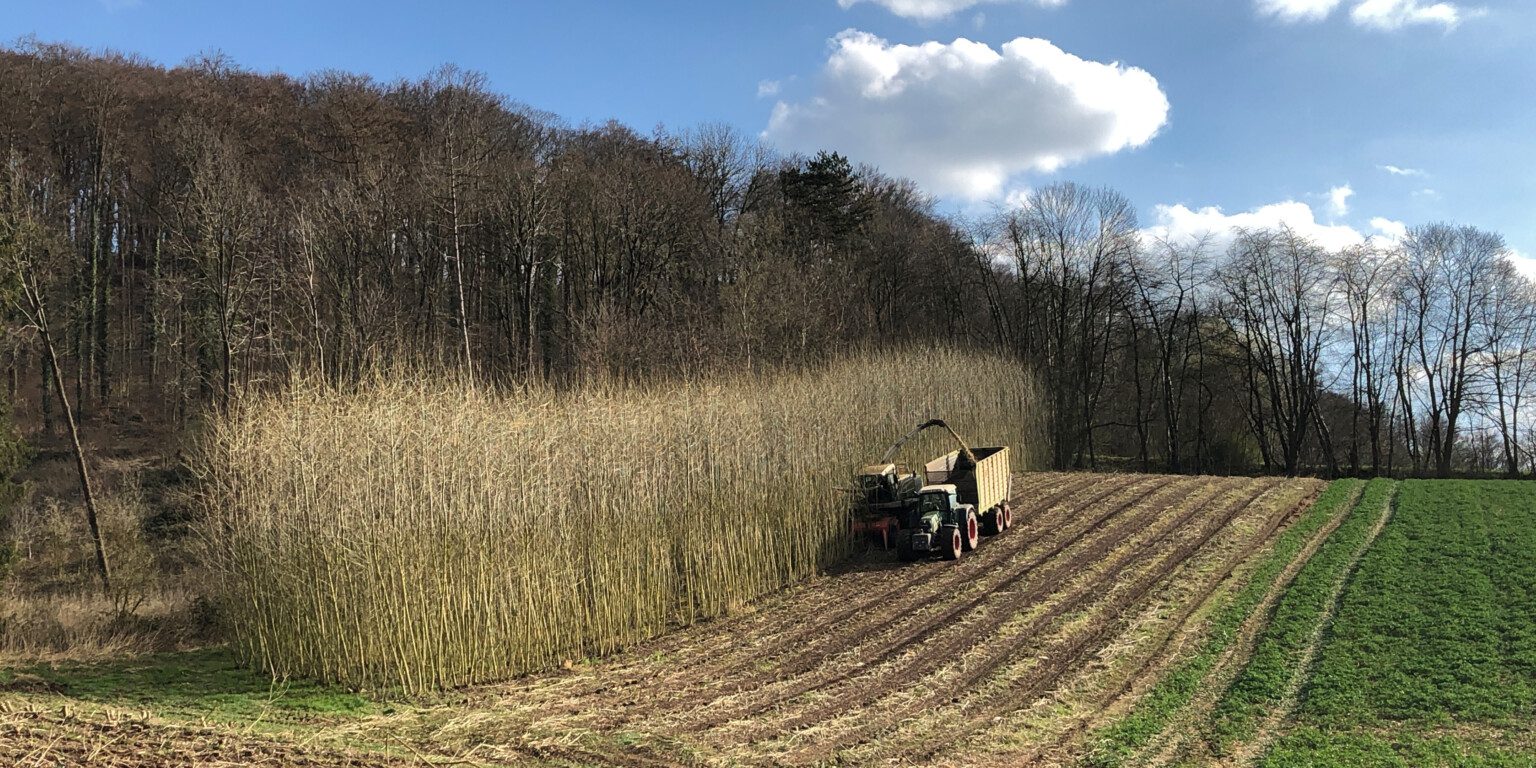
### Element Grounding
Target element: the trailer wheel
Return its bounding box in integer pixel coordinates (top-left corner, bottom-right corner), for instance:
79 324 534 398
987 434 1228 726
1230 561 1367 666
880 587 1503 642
981 507 1001 536
1001 503 1013 531
962 509 980 552
941 525 963 561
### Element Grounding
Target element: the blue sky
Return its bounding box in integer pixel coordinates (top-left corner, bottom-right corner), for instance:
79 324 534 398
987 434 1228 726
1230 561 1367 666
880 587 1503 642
6 0 1534 259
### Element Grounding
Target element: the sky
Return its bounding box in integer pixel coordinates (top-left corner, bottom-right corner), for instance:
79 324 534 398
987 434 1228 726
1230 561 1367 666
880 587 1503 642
5 0 1535 264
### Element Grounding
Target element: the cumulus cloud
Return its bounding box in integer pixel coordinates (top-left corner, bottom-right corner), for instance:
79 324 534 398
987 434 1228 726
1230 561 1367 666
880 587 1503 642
1256 0 1344 22
1329 184 1354 217
1370 216 1408 243
764 31 1169 199
838 0 1065 20
1379 164 1425 177
1143 200 1374 253
1254 0 1472 29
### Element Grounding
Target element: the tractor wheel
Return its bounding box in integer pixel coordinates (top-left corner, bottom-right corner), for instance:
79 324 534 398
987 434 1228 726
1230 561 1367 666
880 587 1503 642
896 533 920 562
886 521 901 550
941 525 963 561
962 509 980 552
1001 503 1013 531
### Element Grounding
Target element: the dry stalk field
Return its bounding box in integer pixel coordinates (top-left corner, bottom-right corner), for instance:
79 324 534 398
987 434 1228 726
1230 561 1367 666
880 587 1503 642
195 350 1046 694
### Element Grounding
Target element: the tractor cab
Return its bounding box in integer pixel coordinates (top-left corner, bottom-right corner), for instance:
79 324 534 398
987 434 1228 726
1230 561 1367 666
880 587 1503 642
910 483 961 533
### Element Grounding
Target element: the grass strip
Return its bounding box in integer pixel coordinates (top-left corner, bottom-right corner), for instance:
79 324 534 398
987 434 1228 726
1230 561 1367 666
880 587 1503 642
1204 476 1397 755
1084 478 1365 767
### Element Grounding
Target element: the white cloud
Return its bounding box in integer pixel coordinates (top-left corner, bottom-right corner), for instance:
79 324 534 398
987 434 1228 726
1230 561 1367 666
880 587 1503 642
1329 184 1354 217
757 80 781 98
1143 200 1371 253
1256 0 1344 22
1370 216 1408 243
1254 0 1473 29
764 31 1169 200
1509 250 1536 281
837 0 1065 21
1351 0 1468 29
1379 164 1425 177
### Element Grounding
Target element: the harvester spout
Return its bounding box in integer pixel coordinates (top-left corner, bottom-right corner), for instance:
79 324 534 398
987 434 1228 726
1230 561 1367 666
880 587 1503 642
878 419 979 466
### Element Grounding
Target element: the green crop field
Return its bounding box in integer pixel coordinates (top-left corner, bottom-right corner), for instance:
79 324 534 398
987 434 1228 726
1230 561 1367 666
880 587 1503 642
1260 480 1536 767
1100 478 1536 768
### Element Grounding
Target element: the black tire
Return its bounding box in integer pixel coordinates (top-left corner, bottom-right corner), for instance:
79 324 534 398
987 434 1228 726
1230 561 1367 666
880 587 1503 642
896 532 920 562
981 507 1001 536
941 525 963 560
961 508 980 552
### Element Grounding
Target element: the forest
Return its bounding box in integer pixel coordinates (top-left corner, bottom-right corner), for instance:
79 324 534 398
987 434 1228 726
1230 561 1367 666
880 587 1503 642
1 39 1532 479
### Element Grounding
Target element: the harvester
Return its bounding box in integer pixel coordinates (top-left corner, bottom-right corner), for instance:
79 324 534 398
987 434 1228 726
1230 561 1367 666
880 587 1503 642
849 420 1013 561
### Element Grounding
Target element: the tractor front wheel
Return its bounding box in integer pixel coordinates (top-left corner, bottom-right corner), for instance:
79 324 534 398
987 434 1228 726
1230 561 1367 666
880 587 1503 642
962 509 980 552
941 525 963 560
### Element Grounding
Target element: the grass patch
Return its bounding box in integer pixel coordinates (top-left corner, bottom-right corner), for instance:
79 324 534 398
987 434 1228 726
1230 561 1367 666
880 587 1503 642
1263 726 1536 768
1287 480 1536 730
2 647 382 724
1084 478 1364 767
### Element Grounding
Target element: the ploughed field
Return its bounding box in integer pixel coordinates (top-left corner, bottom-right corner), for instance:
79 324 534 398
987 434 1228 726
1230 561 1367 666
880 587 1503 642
12 474 1534 766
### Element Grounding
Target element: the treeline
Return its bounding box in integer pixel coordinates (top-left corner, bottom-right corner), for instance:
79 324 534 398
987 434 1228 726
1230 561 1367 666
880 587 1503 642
0 41 1531 477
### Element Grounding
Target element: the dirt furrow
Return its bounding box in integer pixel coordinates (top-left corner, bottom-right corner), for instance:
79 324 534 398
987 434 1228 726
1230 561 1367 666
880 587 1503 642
685 476 1230 738
789 478 1289 766
650 477 1198 731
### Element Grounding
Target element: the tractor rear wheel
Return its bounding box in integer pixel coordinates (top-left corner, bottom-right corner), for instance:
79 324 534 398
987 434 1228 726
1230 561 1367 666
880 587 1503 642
941 525 963 560
961 509 980 552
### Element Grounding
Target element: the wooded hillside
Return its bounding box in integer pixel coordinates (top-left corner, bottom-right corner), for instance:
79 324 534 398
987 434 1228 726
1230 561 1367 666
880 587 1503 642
2 40 1532 477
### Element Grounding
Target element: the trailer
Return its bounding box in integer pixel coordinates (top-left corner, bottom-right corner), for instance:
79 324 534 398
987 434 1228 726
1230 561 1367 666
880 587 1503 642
897 445 1012 561
924 446 1013 533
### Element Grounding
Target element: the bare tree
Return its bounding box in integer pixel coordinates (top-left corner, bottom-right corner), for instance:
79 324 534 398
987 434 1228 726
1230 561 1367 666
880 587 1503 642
0 157 110 591
1219 227 1336 476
